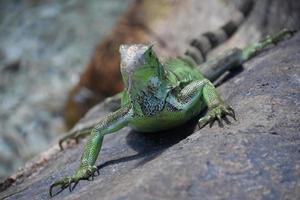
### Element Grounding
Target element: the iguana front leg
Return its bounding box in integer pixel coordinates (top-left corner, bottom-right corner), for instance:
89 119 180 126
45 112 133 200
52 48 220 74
50 105 132 196
176 79 234 128
198 81 235 128
59 92 124 149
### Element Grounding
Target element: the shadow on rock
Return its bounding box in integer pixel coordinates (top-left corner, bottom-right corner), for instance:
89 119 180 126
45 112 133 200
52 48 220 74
215 65 244 87
97 117 200 171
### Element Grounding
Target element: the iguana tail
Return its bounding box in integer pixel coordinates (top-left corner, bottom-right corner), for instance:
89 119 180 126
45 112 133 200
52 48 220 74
198 29 296 82
183 0 254 65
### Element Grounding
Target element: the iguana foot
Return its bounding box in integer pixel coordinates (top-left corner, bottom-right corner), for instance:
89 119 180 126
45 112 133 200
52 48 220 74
58 131 78 150
59 128 93 150
49 165 99 196
198 104 235 129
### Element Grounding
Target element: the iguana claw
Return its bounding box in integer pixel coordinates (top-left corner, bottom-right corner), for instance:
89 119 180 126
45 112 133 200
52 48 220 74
198 104 235 129
49 165 99 197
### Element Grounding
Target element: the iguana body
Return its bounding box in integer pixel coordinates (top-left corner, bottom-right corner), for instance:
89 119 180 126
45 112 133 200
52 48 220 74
49 29 295 196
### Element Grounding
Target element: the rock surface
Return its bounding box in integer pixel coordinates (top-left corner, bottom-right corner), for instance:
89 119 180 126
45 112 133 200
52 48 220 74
1 32 300 200
1 0 300 179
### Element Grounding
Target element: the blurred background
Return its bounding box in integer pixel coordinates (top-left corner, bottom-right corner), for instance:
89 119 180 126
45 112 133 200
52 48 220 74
0 0 299 178
0 0 132 177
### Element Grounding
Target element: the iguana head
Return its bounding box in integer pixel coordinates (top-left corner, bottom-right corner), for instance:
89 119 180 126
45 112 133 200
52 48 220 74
120 44 149 74
119 44 164 92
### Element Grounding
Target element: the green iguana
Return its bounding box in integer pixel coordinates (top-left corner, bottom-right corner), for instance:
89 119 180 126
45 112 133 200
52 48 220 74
49 29 295 196
49 0 296 196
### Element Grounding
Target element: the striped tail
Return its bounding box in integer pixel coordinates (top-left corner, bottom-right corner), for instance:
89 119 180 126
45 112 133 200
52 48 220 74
183 0 254 65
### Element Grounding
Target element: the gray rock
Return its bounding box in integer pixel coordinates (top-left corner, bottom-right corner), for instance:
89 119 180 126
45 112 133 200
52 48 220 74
1 32 299 200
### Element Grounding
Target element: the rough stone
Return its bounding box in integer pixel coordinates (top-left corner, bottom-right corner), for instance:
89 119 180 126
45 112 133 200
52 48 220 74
1 0 300 179
1 31 299 200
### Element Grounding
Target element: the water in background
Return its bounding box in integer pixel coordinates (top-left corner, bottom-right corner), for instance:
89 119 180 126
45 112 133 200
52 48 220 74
0 0 132 177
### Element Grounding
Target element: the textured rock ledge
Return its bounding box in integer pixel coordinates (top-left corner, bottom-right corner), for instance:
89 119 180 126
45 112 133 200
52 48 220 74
1 33 300 200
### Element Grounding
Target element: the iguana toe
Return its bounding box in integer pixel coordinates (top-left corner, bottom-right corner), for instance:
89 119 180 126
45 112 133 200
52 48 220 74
198 104 235 129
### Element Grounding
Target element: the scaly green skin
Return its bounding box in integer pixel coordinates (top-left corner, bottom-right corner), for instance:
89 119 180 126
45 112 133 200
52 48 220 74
50 29 295 196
